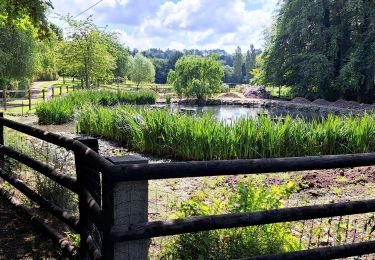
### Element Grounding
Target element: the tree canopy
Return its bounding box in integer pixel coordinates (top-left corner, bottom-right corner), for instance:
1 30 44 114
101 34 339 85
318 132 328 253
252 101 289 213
168 55 224 104
58 16 116 88
0 0 52 39
129 53 155 88
261 0 375 102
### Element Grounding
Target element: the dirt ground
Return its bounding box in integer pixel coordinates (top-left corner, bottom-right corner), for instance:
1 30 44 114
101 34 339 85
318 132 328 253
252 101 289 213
0 196 58 259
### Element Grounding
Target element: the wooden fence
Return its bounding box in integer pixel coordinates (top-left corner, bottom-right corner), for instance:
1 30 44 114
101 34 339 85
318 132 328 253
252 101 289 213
0 85 76 112
0 115 374 259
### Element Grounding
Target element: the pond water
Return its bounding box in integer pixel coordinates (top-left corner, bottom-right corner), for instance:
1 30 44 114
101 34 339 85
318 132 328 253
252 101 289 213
167 104 324 122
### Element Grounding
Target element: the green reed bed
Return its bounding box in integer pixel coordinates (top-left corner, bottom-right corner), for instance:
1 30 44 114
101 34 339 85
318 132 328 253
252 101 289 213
76 105 375 160
35 90 156 124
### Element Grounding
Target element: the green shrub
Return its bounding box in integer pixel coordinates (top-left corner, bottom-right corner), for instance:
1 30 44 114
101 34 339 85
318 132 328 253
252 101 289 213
166 95 171 104
36 90 157 124
159 180 301 259
77 105 375 160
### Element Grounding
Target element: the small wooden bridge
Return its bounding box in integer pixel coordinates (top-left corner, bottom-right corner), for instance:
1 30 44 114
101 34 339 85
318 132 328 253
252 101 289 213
0 113 374 259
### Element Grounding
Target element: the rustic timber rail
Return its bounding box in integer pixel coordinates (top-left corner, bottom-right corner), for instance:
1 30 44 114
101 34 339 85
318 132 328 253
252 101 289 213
0 114 374 259
1 85 75 112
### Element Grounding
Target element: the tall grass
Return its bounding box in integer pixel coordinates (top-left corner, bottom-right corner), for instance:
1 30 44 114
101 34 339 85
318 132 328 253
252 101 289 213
77 105 375 160
36 90 156 124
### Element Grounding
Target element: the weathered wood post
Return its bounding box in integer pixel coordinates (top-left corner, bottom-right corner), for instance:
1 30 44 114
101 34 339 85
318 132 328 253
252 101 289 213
103 155 149 260
2 90 6 111
66 85 69 94
72 85 75 92
52 87 55 98
74 137 102 259
42 89 45 102
28 89 31 110
0 112 4 170
60 86 62 96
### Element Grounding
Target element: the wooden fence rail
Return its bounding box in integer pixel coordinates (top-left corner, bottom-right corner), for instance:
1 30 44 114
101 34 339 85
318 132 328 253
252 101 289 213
0 85 76 112
0 114 374 259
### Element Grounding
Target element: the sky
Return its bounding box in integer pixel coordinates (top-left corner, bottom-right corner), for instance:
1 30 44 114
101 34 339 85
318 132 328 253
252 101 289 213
49 0 279 53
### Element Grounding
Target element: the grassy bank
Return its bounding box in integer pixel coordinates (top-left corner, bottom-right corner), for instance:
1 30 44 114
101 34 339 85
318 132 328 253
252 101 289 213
77 105 375 160
35 90 156 124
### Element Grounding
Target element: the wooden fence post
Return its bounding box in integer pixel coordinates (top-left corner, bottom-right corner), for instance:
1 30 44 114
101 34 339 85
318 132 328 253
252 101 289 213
60 86 62 96
0 112 4 170
52 87 55 98
72 85 75 92
66 85 69 94
28 90 31 110
74 137 102 259
3 90 6 111
42 89 45 101
103 155 149 260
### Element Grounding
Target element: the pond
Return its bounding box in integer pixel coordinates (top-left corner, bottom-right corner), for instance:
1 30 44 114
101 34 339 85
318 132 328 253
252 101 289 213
166 104 324 122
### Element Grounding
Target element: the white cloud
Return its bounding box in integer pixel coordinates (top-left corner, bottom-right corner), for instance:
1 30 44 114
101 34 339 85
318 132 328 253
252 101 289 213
50 0 278 53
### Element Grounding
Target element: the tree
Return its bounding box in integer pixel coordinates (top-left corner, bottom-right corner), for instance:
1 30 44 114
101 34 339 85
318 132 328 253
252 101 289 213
58 16 116 88
261 0 375 102
153 58 169 84
244 44 256 83
35 30 59 81
0 27 37 89
0 0 52 39
223 65 234 83
168 55 224 104
233 46 243 84
129 53 155 88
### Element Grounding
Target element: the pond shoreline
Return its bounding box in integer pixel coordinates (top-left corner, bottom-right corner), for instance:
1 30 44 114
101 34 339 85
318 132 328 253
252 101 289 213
173 97 375 116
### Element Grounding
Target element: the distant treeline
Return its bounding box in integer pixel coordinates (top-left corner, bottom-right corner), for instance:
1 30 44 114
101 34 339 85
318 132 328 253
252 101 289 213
138 47 261 84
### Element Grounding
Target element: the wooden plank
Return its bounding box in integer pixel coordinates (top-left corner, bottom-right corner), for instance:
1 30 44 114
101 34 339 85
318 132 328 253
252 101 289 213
0 145 78 193
110 198 375 242
0 186 78 258
110 153 375 182
0 169 79 230
0 117 113 172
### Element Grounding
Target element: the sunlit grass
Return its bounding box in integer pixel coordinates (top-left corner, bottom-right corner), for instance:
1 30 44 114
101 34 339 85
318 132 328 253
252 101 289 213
77 105 375 160
36 90 156 124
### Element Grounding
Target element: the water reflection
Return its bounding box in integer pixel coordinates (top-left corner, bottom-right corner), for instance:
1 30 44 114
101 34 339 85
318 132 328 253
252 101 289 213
167 104 324 122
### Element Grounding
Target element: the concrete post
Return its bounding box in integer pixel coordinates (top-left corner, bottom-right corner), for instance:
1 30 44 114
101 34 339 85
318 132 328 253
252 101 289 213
103 155 149 260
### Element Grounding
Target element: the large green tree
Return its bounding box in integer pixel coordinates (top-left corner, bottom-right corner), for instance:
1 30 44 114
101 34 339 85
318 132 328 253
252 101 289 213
168 55 224 104
244 44 256 83
0 0 52 39
261 0 375 102
0 27 37 89
59 16 116 88
233 46 243 84
129 53 155 88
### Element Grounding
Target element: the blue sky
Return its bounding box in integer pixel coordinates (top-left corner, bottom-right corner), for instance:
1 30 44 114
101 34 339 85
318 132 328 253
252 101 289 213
49 0 278 53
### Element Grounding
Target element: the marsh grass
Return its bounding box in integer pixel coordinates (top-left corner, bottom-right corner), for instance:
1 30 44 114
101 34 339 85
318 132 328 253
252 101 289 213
36 90 156 124
77 105 375 160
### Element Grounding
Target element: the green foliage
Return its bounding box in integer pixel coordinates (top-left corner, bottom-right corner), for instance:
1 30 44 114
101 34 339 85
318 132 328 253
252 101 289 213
160 180 300 259
77 106 375 160
129 53 155 88
35 31 59 81
0 0 52 39
36 90 156 124
244 44 256 83
233 46 243 84
168 55 224 103
261 0 375 102
0 27 37 89
58 16 116 88
166 95 171 104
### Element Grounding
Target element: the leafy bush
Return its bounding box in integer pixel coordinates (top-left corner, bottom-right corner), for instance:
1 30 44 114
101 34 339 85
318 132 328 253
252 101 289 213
36 90 156 124
165 95 171 104
160 180 301 259
77 105 375 160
